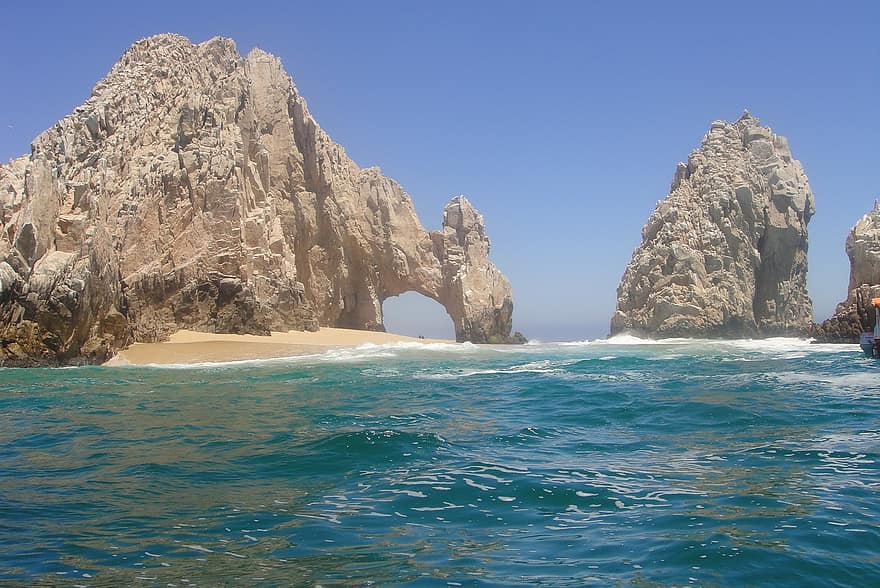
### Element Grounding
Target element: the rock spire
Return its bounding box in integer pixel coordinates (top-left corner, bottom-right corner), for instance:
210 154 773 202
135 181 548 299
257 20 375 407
0 34 516 365
611 112 815 338
812 201 880 342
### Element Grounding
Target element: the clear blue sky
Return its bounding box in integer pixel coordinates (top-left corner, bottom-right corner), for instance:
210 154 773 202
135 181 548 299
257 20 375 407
1 1 878 340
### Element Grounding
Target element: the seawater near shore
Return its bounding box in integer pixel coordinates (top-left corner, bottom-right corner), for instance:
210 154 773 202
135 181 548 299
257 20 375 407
103 327 455 366
1 336 877 586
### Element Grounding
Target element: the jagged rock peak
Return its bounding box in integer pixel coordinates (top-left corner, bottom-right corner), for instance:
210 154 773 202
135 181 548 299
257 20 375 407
846 200 880 293
0 34 517 365
813 200 880 342
611 113 815 338
737 108 756 123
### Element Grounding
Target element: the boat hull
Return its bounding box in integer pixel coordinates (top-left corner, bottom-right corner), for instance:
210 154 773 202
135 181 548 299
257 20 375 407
860 332 877 357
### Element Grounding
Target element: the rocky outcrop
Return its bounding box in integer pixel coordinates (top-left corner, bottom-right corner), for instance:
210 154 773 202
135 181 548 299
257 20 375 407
611 112 815 338
812 285 879 343
813 203 880 342
0 34 516 365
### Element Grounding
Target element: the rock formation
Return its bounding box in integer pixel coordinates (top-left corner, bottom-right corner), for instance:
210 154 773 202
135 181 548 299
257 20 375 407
0 34 517 366
611 112 815 338
813 202 880 342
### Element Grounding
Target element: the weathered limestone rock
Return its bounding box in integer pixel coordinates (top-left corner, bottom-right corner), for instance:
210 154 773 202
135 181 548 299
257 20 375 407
0 34 516 365
611 112 815 338
813 203 880 342
844 202 880 296
812 285 880 343
434 197 518 343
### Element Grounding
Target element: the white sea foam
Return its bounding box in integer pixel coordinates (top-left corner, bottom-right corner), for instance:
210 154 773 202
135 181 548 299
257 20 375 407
556 334 858 355
113 340 483 370
418 358 579 380
719 337 856 354
774 371 880 393
108 329 861 371
559 334 696 346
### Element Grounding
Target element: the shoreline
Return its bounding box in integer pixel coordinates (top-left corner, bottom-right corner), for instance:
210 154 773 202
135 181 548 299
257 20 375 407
100 331 857 367
103 328 453 366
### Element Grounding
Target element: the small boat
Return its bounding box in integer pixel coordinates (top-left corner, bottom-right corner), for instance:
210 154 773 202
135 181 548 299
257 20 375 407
860 297 880 357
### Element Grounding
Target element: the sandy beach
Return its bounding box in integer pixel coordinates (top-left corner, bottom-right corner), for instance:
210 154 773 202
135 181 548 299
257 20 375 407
103 328 452 366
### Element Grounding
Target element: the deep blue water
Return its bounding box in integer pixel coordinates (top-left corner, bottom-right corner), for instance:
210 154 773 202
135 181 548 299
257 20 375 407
1 337 879 587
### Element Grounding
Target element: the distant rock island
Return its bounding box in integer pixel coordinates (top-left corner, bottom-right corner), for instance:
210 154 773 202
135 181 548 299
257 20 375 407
612 112 815 338
812 202 880 343
0 34 519 366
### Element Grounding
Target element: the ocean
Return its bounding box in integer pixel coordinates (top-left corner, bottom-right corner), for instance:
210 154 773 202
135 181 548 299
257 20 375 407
1 337 879 587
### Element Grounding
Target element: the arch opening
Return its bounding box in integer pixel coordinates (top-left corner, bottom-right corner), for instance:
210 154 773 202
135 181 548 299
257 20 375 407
382 291 456 341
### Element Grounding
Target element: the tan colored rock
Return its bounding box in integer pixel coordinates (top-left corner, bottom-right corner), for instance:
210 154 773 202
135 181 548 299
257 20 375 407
611 112 815 338
845 202 880 294
813 202 880 342
435 196 516 343
0 34 516 365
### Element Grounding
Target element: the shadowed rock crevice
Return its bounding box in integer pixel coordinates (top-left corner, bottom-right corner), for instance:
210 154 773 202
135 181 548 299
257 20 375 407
611 112 815 338
0 34 516 365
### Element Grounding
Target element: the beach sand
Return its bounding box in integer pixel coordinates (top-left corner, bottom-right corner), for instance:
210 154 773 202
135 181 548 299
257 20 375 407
103 328 452 366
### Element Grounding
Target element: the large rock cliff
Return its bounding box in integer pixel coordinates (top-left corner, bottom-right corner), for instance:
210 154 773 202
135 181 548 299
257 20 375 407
813 202 880 342
611 112 815 338
0 34 516 365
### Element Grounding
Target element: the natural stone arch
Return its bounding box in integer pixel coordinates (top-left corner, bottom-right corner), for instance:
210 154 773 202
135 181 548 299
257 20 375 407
0 35 519 365
313 192 516 343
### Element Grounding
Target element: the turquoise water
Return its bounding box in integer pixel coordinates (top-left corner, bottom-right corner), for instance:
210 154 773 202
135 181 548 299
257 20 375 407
1 337 879 586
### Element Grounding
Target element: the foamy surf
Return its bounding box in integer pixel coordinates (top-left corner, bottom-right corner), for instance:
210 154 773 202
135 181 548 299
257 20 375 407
556 335 858 355
417 358 581 380
104 340 484 370
560 334 699 346
50 332 870 371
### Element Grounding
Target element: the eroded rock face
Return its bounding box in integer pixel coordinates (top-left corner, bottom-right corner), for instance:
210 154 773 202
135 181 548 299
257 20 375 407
611 112 815 338
0 34 515 365
435 197 517 343
813 203 880 342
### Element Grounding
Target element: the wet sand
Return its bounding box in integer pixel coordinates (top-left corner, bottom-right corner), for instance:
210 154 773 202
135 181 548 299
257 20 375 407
103 328 452 366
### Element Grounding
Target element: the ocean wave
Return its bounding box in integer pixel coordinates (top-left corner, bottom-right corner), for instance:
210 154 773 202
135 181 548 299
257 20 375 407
417 358 581 380
107 353 329 370
719 337 857 354
773 370 880 392
300 428 449 460
105 340 483 370
559 334 697 346
334 341 479 355
556 335 858 355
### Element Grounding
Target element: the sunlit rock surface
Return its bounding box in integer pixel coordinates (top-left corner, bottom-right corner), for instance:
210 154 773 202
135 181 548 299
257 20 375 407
0 34 516 365
813 203 880 342
612 112 815 338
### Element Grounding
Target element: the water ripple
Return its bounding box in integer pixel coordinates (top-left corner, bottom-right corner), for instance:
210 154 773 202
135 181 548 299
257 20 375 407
1 341 879 585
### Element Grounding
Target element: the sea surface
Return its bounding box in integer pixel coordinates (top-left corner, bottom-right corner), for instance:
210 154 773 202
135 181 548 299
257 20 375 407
1 337 879 587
